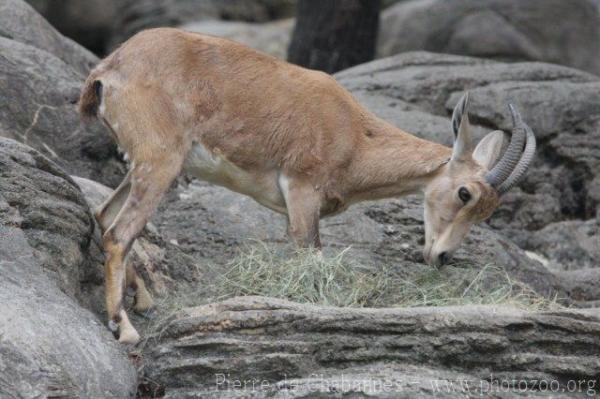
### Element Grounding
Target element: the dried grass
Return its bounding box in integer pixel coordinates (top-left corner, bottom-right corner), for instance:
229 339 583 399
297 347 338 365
213 241 558 310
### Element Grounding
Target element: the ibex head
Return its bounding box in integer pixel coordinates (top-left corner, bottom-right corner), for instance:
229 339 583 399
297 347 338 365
423 93 536 266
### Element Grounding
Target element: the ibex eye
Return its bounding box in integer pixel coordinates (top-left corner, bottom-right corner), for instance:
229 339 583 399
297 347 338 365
458 187 471 203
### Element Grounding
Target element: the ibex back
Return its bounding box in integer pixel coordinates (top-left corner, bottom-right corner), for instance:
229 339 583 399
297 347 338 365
79 28 535 344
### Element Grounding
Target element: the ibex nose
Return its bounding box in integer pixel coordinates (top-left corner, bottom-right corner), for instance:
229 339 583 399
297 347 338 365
438 252 450 266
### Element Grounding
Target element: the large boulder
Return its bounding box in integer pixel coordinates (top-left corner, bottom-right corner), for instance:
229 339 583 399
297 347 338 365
1 0 97 75
180 18 294 59
0 138 137 398
335 52 600 256
109 0 296 50
525 218 600 306
0 0 124 187
142 296 600 398
378 0 600 76
0 137 98 300
526 219 600 272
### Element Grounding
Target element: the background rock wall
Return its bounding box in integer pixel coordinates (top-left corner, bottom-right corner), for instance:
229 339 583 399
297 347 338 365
379 0 600 76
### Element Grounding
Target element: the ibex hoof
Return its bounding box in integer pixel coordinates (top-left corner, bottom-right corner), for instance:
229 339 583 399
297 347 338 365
133 288 154 313
108 319 119 332
126 286 137 297
118 326 141 345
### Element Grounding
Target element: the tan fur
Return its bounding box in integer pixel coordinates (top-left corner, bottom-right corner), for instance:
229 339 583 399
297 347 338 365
423 159 500 265
80 28 502 342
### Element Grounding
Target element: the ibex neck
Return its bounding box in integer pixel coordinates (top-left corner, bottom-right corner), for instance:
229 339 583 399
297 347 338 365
346 117 451 203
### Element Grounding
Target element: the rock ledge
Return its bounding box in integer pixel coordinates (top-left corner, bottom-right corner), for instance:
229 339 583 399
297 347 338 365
144 296 600 398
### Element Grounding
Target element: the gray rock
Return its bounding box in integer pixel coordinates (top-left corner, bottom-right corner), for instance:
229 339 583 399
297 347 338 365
526 219 600 272
558 268 600 307
110 0 296 49
0 138 137 398
0 0 97 75
26 0 296 54
378 0 600 76
0 28 124 187
590 175 600 216
0 137 96 299
180 18 294 59
143 296 600 398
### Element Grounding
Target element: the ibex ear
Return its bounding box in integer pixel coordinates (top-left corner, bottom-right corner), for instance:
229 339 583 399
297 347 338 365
451 92 472 161
472 130 506 170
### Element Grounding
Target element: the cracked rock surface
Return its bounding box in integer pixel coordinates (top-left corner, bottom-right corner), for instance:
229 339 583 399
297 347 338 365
143 296 600 398
0 138 137 399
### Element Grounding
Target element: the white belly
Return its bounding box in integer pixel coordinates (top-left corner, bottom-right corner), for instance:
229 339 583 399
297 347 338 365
183 142 287 213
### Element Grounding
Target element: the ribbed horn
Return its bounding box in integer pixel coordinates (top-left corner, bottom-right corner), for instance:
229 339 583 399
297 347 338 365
496 121 536 194
485 104 527 187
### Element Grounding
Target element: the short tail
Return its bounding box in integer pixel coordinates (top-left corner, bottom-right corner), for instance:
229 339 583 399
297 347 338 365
78 74 102 119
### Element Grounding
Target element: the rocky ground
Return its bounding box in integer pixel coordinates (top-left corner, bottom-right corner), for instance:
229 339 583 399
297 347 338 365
142 297 600 398
1 1 599 398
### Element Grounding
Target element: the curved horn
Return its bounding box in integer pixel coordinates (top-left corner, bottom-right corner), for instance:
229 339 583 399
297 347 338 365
452 92 469 137
485 104 527 187
451 92 472 161
496 121 536 194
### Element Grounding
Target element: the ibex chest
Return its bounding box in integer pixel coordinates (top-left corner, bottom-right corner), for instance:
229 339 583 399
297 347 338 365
183 142 287 213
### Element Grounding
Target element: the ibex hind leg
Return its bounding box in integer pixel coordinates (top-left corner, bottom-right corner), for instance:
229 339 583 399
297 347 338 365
126 262 154 313
94 168 154 315
95 169 132 232
103 152 184 344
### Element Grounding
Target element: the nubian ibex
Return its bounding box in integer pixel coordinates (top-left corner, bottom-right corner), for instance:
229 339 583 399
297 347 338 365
79 28 535 344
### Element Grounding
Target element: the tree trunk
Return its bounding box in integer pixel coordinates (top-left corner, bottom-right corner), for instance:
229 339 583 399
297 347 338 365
288 0 381 73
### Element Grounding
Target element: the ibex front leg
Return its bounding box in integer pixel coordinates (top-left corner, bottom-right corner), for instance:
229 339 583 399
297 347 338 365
280 176 322 248
102 154 183 344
